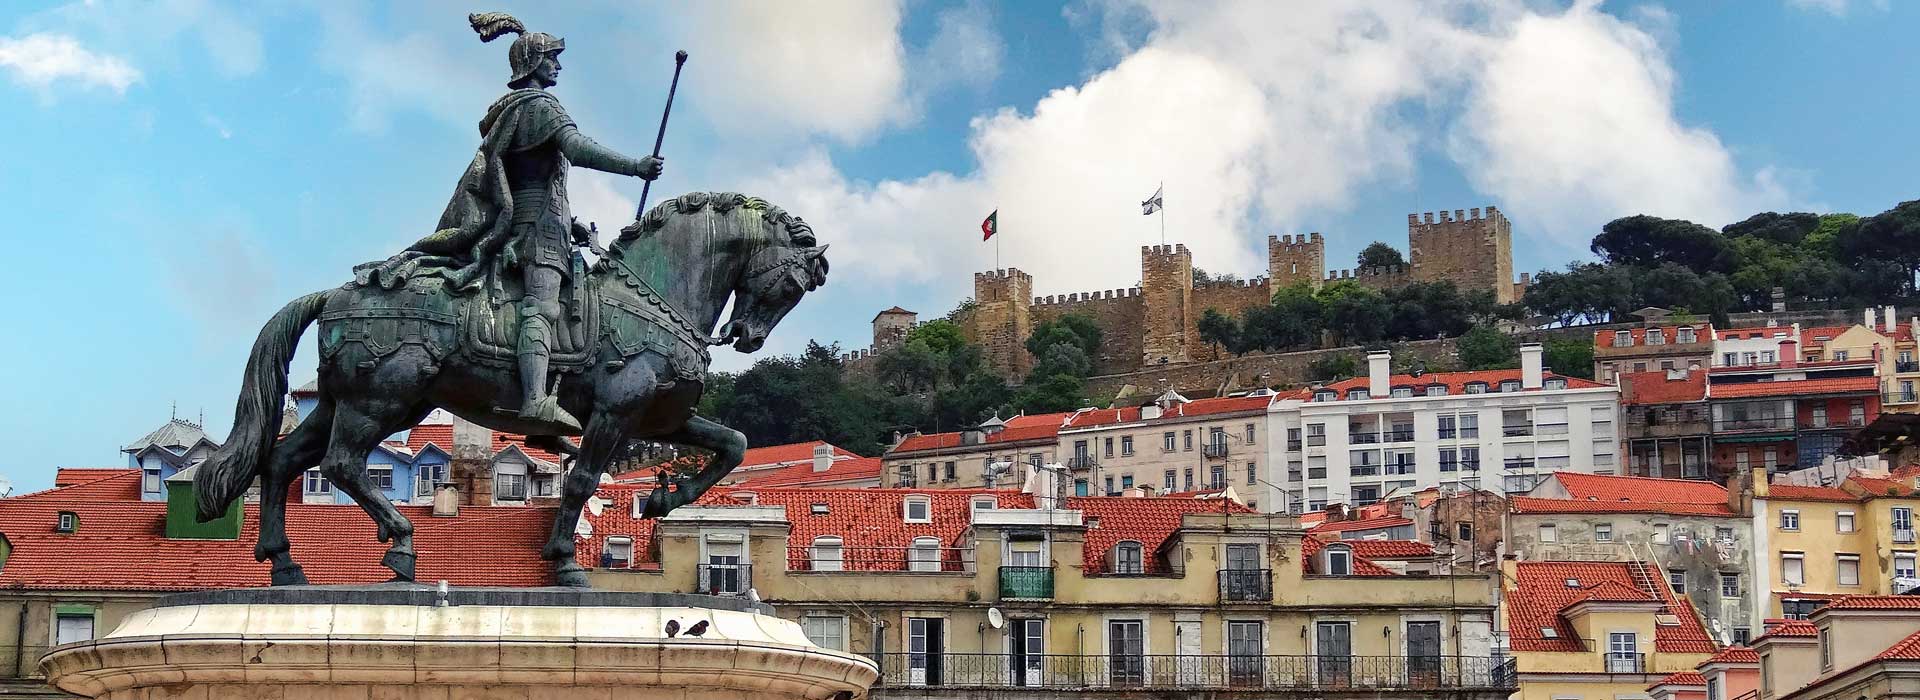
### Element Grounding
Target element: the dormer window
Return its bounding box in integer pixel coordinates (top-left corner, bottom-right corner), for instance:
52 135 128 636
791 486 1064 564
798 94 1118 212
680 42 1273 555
1390 386 1414 398
971 496 997 512
810 502 830 515
1425 384 1448 397
1464 382 1488 394
1314 390 1337 402
602 536 633 568
55 511 78 533
1614 332 1634 347
1678 328 1696 343
1349 389 1371 401
1647 330 1665 345
810 536 844 571
903 496 931 523
733 491 758 505
1324 544 1352 576
1111 541 1145 574
1498 380 1521 393
908 536 942 572
141 467 162 495
1544 378 1567 390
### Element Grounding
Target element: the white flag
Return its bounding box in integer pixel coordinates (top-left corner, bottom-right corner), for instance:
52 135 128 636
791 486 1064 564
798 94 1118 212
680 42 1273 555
1141 184 1163 215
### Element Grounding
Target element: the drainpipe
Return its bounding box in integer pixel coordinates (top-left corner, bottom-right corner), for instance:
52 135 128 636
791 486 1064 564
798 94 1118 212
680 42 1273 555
13 603 26 679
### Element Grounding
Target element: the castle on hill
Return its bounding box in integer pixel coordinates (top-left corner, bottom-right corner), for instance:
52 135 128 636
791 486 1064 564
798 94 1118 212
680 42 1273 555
849 205 1531 380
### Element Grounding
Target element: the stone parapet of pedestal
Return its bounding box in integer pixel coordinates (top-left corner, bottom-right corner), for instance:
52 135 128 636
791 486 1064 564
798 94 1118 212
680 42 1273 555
41 586 875 700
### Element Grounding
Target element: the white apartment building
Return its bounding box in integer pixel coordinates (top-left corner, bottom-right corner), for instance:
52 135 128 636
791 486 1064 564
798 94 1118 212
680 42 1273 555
1265 345 1623 513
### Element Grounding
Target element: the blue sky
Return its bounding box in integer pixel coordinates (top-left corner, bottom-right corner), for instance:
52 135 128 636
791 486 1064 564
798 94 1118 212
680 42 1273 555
2 0 1915 493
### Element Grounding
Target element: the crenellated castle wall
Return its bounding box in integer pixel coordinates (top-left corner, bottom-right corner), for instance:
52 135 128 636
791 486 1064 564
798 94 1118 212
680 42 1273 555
1031 288 1145 375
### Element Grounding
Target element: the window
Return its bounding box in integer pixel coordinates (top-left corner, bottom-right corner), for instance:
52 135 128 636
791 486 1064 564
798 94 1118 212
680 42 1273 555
1820 627 1832 669
1896 507 1914 533
1108 620 1146 686
1163 470 1176 492
1498 380 1521 393
1183 430 1194 451
928 463 938 483
304 468 331 494
142 468 161 494
944 461 956 481
1764 447 1778 470
415 462 445 497
1781 510 1800 531
1653 523 1670 544
1209 467 1225 489
1708 674 1720 700
1104 437 1114 458
1120 474 1134 490
1008 539 1045 568
1607 632 1639 673
1545 378 1567 390
1247 462 1257 485
1783 553 1805 586
971 496 997 512
1353 485 1380 505
1325 544 1352 576
1812 405 1828 427
495 462 527 500
1457 522 1474 542
1679 327 1697 343
1594 523 1613 542
908 537 942 572
1391 386 1413 398
1460 414 1479 438
1074 479 1088 496
54 611 94 645
1162 432 1176 452
1425 384 1448 396
1614 331 1633 347
1839 511 1857 532
365 464 394 491
1896 553 1917 580
1306 423 1327 446
56 511 77 533
1121 436 1134 455
1539 524 1557 543
1782 599 1820 619
801 615 847 651
1647 329 1665 345
1720 572 1740 597
602 536 634 568
1183 469 1193 491
1834 350 1850 361
903 497 931 523
1732 627 1751 645
1287 427 1302 450
1228 621 1265 684
1104 476 1115 495
1838 554 1861 586
1245 423 1256 444
1349 389 1370 401
810 536 844 571
1112 541 1144 574
704 542 745 595
1715 527 1734 542
1668 569 1686 594
1438 415 1458 440
1440 447 1458 472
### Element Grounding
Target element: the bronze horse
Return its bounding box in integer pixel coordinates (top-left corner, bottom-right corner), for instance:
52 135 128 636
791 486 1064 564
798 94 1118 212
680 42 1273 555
195 193 827 587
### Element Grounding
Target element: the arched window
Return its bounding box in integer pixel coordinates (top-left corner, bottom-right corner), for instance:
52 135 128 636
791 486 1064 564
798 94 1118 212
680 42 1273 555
602 536 633 568
811 536 845 571
908 536 942 572
1324 544 1352 576
902 496 932 523
1111 541 1145 574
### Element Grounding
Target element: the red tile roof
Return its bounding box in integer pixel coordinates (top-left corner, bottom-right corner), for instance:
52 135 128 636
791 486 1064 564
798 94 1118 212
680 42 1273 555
1549 472 1728 503
891 423 1065 453
18 469 144 501
1507 561 1717 653
1077 495 1248 573
402 423 563 464
1710 376 1879 399
1846 470 1920 498
731 440 863 467
1310 516 1414 534
1511 496 1735 516
0 498 553 590
1799 325 1855 347
1755 619 1817 640
1766 484 1857 502
1819 595 1920 611
1005 412 1075 429
1874 629 1920 660
1598 325 1711 347
1650 671 1708 689
1344 540 1434 558
1705 646 1760 664
726 456 882 488
1622 370 1708 404
1059 395 1275 431
1318 369 1608 399
53 468 136 488
1301 536 1397 576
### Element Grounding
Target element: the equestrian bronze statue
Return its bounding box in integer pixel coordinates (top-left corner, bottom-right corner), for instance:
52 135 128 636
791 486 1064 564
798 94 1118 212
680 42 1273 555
194 12 828 588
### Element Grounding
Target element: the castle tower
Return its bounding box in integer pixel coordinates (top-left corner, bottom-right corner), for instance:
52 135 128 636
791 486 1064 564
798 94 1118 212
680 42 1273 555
1409 205 1517 304
871 306 917 352
1141 244 1194 365
1267 232 1326 288
968 269 1034 378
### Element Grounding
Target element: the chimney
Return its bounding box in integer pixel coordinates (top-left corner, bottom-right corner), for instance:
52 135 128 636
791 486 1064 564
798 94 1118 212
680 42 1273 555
450 415 494 506
1520 343 1544 389
1886 306 1898 333
1368 351 1391 396
1779 338 1799 368
432 482 461 517
1867 307 1879 330
1771 287 1786 313
812 443 833 472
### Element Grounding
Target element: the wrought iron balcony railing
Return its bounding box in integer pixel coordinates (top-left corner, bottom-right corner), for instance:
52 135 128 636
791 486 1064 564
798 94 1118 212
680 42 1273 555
869 653 1519 691
1604 652 1646 673
998 565 1054 600
696 563 751 596
1217 569 1272 602
1067 454 1099 469
787 545 974 573
1203 443 1230 458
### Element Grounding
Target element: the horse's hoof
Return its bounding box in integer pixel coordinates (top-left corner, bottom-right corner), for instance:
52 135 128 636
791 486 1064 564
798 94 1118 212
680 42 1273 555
271 564 309 586
555 564 590 588
382 550 417 582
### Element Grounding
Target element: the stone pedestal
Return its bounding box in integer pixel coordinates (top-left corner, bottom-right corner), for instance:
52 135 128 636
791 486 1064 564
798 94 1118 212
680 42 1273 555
41 586 875 700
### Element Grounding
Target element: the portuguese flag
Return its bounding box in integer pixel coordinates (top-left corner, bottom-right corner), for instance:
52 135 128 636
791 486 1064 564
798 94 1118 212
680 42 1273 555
981 209 998 241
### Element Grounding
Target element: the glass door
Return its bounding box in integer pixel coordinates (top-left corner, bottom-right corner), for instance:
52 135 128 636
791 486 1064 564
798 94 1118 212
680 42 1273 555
1228 621 1264 686
1108 620 1145 686
1407 621 1442 687
1316 622 1351 687
1010 619 1044 686
908 617 945 685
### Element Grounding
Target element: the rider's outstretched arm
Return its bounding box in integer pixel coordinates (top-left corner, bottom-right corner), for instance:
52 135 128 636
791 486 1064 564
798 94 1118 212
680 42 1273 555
556 126 658 178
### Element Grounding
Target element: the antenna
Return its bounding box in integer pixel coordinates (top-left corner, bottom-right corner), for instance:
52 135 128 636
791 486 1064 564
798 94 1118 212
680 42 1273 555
987 607 1005 629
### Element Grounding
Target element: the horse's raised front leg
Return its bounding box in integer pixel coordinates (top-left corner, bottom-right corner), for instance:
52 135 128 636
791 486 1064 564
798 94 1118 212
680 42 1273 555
641 415 746 519
544 412 626 588
320 404 422 582
257 399 333 586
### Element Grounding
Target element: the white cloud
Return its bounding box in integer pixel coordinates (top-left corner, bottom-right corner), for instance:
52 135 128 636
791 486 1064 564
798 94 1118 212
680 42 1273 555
0 33 140 95
309 4 496 133
738 0 1796 303
919 1 1004 91
1787 0 1889 17
32 0 264 78
677 0 911 142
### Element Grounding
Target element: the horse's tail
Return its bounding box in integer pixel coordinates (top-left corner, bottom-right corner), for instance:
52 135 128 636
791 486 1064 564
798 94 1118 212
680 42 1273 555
195 290 332 522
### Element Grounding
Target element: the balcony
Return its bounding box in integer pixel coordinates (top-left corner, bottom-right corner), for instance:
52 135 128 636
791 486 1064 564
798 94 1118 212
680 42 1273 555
696 563 751 596
1287 439 1303 451
1384 429 1415 443
999 565 1055 600
1604 652 1645 674
1896 529 1916 544
870 653 1520 691
1203 443 1231 459
1384 462 1417 476
787 545 974 573
1218 569 1273 602
1502 425 1533 438
1888 391 1920 405
1351 432 1381 445
1067 455 1099 469
1713 417 1796 434
1899 360 1920 373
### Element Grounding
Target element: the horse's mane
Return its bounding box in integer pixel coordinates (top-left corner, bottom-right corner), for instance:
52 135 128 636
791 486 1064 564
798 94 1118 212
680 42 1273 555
611 192 815 260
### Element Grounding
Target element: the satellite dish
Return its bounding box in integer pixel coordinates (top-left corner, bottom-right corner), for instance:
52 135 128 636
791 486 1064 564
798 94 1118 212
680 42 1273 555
987 607 1005 630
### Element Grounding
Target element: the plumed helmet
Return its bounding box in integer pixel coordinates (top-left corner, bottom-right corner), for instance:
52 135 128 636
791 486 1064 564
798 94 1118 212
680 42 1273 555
469 12 564 86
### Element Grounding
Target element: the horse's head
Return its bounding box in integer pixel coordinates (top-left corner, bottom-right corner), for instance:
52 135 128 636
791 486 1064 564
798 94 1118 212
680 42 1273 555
719 212 828 352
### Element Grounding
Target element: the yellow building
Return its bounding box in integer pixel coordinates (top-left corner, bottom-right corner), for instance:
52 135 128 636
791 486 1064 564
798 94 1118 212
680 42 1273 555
1747 467 1920 621
1505 560 1719 700
1756 596 1920 700
583 485 1515 697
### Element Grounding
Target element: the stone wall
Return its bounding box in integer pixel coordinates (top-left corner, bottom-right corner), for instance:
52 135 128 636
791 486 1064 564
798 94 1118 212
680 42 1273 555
1031 289 1145 376
967 269 1034 378
1324 265 1413 292
1140 245 1194 365
1191 278 1277 362
1083 337 1463 398
1410 206 1516 304
1267 233 1325 287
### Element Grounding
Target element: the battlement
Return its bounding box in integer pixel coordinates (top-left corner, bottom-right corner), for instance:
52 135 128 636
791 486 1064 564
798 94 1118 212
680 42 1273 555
1326 265 1411 282
1410 205 1505 227
1142 244 1191 257
974 268 1033 283
1034 287 1143 306
1266 232 1325 249
1193 277 1270 291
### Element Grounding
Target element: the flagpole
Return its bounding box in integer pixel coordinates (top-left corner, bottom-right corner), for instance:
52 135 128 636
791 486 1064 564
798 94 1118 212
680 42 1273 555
1159 181 1165 245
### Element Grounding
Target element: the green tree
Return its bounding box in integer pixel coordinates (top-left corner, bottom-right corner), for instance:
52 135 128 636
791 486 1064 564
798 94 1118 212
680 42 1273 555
1591 215 1735 273
1839 200 1920 294
702 342 918 456
1384 281 1472 341
1011 373 1088 414
1315 281 1390 345
1197 308 1239 356
1357 242 1407 269
1723 211 1820 245
1456 326 1518 370
1542 337 1595 379
1026 314 1103 360
1523 262 1633 326
1307 354 1359 382
1192 268 1241 285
